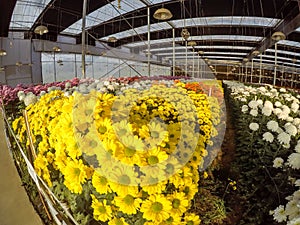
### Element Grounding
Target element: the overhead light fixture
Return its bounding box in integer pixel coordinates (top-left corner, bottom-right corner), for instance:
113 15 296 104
271 31 286 42
198 51 204 55
53 46 61 52
34 25 49 35
16 61 22 67
187 41 197 47
181 28 190 41
292 58 297 63
0 49 7 56
108 36 118 43
153 7 173 20
243 58 249 62
252 50 260 56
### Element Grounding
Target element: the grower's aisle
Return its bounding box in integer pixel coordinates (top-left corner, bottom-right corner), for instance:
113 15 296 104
0 112 43 225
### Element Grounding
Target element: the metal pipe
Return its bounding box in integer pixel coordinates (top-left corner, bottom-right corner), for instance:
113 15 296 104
172 28 175 76
259 53 262 84
273 42 278 86
185 41 187 77
251 59 254 83
81 0 87 79
147 6 151 77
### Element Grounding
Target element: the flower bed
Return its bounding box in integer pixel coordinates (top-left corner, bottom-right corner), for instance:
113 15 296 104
224 81 300 224
4 76 226 225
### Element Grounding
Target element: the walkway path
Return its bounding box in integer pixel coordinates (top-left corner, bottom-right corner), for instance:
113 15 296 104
0 112 43 225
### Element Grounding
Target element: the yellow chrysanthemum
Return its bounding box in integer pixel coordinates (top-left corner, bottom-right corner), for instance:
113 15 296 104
183 213 201 225
168 192 189 216
62 159 87 194
108 217 129 225
113 194 142 215
140 195 172 222
107 165 139 196
91 195 113 222
92 171 111 194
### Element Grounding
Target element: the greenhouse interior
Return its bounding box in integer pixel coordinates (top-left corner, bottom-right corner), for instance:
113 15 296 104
1 0 300 225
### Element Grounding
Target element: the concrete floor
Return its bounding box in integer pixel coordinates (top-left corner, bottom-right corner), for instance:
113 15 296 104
0 113 43 225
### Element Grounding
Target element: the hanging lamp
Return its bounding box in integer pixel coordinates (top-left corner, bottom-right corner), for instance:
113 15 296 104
53 46 61 52
252 50 260 56
187 41 197 47
153 7 173 20
271 31 286 42
34 25 49 35
108 36 118 43
181 28 190 40
0 49 7 56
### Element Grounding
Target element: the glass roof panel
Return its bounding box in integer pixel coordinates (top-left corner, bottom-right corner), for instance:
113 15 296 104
100 22 172 41
10 0 52 29
278 40 300 48
100 16 279 41
203 56 244 60
125 35 262 47
266 49 300 58
148 46 253 52
147 0 174 4
62 0 146 35
156 51 247 56
253 58 300 68
172 16 280 28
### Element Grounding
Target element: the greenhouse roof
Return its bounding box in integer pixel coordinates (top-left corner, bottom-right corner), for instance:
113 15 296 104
1 0 300 80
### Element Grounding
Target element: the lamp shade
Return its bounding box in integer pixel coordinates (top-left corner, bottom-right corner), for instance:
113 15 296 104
34 25 49 35
108 36 118 43
0 49 7 56
187 41 197 47
181 28 190 40
271 31 286 42
153 8 173 20
53 46 61 52
252 50 260 56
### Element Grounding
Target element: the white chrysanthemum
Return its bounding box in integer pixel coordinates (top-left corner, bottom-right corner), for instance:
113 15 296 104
286 200 300 221
275 101 282 107
276 127 284 134
262 107 272 116
241 105 249 113
291 102 300 113
273 108 282 115
273 157 284 168
280 88 287 93
249 122 259 131
18 92 26 101
295 143 300 153
287 217 300 225
240 97 247 102
263 132 274 143
293 118 300 126
17 90 25 98
273 205 287 222
264 100 273 109
257 99 263 106
287 117 294 122
282 105 291 114
24 93 37 106
285 123 298 136
278 110 290 120
248 100 259 109
258 86 267 92
288 153 300 169
277 132 291 145
250 109 258 117
267 120 279 132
